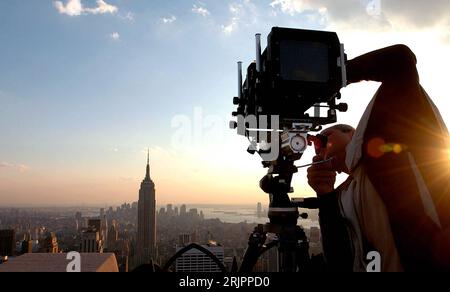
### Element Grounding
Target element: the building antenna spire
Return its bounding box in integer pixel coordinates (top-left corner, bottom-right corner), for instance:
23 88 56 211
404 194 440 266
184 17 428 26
145 148 150 180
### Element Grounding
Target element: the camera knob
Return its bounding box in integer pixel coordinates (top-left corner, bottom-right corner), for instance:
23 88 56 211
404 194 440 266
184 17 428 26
229 121 238 129
247 146 257 155
233 97 240 105
336 103 348 112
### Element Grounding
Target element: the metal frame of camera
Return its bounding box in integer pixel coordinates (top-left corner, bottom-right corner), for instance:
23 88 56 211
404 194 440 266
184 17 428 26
231 27 348 163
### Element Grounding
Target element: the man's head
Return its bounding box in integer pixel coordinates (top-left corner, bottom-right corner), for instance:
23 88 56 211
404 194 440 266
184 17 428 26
317 124 355 174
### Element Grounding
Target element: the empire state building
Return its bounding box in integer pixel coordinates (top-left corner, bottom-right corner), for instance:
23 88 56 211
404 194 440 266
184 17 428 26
137 150 156 264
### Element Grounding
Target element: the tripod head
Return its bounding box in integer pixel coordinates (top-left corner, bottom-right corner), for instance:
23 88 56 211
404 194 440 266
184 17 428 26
260 156 299 228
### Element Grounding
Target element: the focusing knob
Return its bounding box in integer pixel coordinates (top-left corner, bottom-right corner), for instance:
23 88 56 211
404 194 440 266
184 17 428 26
229 121 237 129
247 146 256 155
336 103 348 112
233 97 240 105
290 135 307 153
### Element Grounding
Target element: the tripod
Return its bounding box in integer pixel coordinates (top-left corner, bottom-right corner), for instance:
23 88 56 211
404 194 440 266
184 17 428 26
239 157 320 272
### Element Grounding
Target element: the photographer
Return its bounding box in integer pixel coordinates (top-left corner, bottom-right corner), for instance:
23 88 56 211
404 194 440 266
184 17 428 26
308 45 450 272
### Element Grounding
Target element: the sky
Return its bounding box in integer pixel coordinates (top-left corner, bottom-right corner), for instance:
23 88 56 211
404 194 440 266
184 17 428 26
0 0 449 207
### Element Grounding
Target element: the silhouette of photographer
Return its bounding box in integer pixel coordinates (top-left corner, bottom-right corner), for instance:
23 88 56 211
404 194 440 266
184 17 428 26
308 45 450 272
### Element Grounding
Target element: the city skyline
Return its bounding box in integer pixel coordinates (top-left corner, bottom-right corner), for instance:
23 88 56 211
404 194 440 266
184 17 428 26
1 0 450 206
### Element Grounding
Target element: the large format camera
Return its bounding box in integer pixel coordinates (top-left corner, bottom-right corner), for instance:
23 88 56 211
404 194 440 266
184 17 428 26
230 27 348 162
229 28 350 272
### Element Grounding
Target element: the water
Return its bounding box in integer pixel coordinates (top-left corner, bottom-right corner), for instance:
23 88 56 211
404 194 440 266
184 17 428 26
162 204 320 229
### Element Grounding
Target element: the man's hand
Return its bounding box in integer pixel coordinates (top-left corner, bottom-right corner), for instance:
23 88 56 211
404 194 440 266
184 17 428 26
307 155 336 196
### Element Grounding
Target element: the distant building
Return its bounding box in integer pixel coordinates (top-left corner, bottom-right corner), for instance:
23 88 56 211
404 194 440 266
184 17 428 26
75 212 83 231
110 239 130 273
267 235 279 272
180 205 187 217
224 257 234 272
80 228 102 253
166 204 173 217
0 253 119 272
179 233 192 246
175 244 224 272
189 209 198 217
0 230 15 257
308 227 322 256
88 219 101 234
100 210 108 247
137 150 157 265
39 232 58 254
159 207 166 216
191 231 197 243
107 220 118 248
20 232 33 254
21 240 33 254
257 202 263 217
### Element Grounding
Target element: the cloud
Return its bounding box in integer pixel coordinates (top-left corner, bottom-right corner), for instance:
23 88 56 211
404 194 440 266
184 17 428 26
269 0 450 31
0 162 30 173
54 0 83 16
122 12 135 22
269 0 388 29
192 4 210 17
110 32 120 40
85 0 118 15
222 1 258 34
270 0 319 15
161 15 177 24
381 0 450 28
54 0 118 16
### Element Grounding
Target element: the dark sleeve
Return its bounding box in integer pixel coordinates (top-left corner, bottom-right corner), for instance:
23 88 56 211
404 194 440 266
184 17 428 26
318 190 353 272
347 45 450 271
346 44 419 86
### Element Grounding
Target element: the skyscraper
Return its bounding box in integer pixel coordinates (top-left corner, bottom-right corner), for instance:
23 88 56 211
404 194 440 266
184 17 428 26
20 231 33 254
80 228 102 253
257 202 263 217
180 204 187 217
137 150 156 265
39 232 59 254
107 219 118 249
0 230 15 257
88 219 101 234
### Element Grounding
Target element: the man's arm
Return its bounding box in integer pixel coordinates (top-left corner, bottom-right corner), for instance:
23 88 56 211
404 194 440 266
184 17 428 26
346 44 419 86
308 157 353 271
347 45 450 271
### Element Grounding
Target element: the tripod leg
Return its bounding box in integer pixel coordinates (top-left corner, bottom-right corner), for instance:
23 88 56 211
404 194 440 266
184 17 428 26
239 225 266 273
295 226 311 272
277 232 298 272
